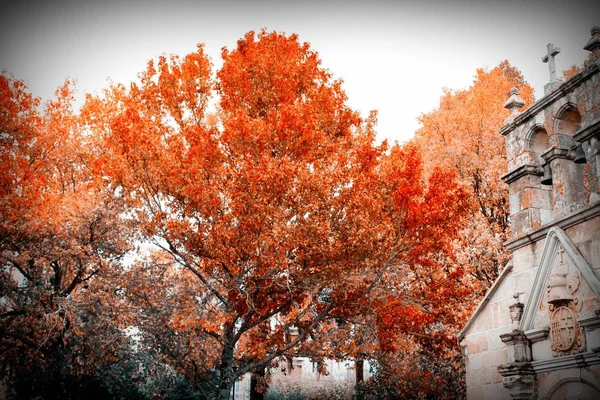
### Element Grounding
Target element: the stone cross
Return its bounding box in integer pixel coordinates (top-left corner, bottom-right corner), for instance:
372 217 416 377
542 43 561 82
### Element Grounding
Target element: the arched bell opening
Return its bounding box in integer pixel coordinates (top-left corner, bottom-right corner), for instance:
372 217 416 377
553 104 582 138
526 125 550 166
547 105 587 215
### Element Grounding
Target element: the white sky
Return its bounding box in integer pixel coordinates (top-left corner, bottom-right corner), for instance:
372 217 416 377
1 0 598 144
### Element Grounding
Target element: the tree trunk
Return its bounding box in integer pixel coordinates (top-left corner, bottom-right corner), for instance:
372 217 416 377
250 365 266 400
355 358 364 385
216 381 232 400
216 325 236 400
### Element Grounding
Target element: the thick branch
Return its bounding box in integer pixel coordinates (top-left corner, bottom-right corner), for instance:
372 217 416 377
156 238 231 309
236 301 334 377
0 310 25 319
234 298 294 344
63 257 85 296
6 257 33 282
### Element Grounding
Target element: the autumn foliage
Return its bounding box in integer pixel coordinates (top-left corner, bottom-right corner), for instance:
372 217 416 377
414 62 534 288
0 74 131 397
0 30 528 399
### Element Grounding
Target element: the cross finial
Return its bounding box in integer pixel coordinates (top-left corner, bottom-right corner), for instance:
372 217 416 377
542 43 561 82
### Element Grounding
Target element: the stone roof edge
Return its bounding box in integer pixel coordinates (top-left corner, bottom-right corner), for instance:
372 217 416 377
518 226 600 332
574 119 600 143
500 61 600 136
457 261 513 343
505 202 600 251
501 164 543 184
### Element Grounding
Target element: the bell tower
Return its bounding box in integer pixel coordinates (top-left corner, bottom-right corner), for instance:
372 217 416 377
460 26 600 400
500 88 553 239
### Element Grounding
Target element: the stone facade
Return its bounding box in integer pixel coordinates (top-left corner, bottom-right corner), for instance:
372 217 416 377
459 27 600 399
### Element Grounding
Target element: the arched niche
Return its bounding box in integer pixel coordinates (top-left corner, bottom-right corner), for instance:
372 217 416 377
553 103 582 138
548 103 587 215
543 378 600 400
526 124 550 165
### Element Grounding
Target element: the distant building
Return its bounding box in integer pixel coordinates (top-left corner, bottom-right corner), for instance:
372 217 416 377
233 356 371 399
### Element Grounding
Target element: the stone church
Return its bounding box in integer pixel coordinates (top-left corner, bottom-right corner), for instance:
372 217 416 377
459 26 600 399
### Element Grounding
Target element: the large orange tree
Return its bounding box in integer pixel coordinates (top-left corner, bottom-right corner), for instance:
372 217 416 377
81 30 470 398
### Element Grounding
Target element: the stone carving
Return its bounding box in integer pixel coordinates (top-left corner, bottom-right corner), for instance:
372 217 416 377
550 306 585 355
545 246 585 357
509 292 525 324
566 271 580 295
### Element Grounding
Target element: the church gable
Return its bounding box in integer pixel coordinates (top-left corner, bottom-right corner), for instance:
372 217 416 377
520 226 600 342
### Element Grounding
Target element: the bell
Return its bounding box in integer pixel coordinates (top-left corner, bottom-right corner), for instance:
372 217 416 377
573 144 587 164
541 164 553 185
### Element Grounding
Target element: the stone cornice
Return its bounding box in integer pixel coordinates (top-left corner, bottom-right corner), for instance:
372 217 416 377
505 203 600 251
541 147 570 163
524 328 549 343
574 120 600 143
500 63 599 136
531 352 600 373
500 330 528 344
501 164 543 184
497 362 535 377
579 314 600 331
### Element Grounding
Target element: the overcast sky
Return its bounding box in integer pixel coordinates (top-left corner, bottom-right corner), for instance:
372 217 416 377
1 0 598 144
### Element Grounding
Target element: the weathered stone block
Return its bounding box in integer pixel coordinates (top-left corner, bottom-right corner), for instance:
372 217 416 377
531 337 552 360
511 209 542 238
540 208 554 225
483 383 508 400
589 239 600 271
510 191 521 215
550 158 587 217
469 353 487 371
467 385 484 400
513 271 533 296
512 247 536 273
565 216 600 244
470 367 493 386
465 333 489 355
484 349 508 368
489 327 508 351
473 308 494 334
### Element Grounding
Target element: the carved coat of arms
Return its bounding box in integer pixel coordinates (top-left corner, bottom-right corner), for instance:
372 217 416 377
546 246 585 357
550 306 584 354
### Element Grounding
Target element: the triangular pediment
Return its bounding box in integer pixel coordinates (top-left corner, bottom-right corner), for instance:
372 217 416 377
519 227 600 332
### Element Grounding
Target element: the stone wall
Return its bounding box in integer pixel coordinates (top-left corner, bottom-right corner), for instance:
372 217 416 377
460 26 600 400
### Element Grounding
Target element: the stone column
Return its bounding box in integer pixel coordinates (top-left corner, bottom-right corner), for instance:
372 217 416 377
541 145 586 218
498 330 536 399
502 88 553 239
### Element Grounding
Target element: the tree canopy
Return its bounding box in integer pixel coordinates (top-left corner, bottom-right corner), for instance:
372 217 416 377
0 30 532 399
